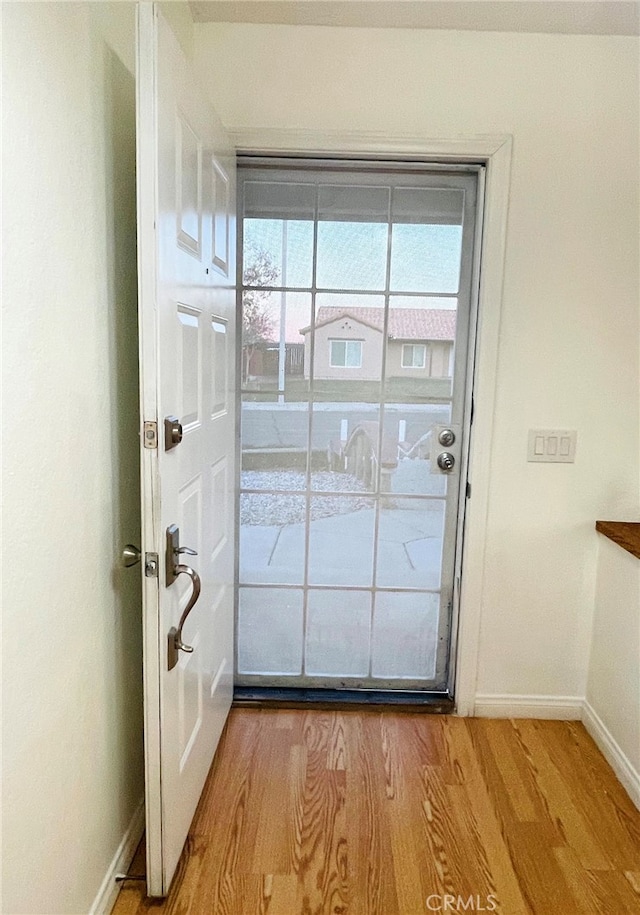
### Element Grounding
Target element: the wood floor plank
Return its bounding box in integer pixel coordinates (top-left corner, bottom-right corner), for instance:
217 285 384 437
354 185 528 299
388 719 448 903
476 719 539 821
346 712 400 915
555 845 640 914
506 820 577 914
625 871 640 899
543 721 640 871
249 715 294 876
445 719 530 915
512 719 613 870
113 710 640 915
467 719 564 850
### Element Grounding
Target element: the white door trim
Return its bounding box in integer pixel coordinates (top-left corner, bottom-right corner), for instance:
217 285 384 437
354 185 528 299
231 128 513 714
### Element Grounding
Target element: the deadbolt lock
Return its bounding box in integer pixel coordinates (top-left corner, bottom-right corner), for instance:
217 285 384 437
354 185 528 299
164 415 183 451
437 452 456 472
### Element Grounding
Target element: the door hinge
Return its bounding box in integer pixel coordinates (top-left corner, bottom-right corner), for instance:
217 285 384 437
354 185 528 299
143 421 158 449
145 552 159 577
466 482 472 499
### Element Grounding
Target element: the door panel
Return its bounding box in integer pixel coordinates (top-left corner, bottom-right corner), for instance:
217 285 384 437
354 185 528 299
137 3 236 896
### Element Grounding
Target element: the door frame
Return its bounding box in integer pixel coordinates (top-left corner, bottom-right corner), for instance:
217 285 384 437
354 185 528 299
230 129 513 715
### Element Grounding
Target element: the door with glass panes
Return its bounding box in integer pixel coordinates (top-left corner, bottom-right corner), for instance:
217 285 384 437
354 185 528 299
236 160 479 693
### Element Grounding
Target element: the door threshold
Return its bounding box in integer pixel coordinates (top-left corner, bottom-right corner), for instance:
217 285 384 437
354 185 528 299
233 686 454 713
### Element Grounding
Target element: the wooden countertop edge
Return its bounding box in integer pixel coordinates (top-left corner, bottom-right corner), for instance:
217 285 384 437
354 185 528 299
595 520 640 560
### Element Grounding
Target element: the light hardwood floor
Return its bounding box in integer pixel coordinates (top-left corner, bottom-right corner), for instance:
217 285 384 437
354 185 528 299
113 709 640 914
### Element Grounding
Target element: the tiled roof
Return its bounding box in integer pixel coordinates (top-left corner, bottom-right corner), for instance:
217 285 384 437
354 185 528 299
301 306 456 341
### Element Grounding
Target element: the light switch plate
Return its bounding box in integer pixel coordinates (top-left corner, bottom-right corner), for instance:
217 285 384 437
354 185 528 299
527 429 577 463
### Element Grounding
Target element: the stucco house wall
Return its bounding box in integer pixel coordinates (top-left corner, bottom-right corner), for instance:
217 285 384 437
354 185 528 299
304 315 384 381
385 339 453 379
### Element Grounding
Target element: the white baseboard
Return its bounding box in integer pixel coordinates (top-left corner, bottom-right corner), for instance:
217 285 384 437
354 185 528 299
582 701 640 812
473 693 583 719
90 798 145 915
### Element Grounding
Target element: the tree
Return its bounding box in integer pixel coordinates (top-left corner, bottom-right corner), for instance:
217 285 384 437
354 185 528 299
242 245 279 383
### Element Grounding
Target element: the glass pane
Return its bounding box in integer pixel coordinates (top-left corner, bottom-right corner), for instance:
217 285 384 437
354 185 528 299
392 187 464 225
316 185 389 291
390 187 463 294
310 293 385 399
243 219 314 289
308 496 375 586
376 498 445 589
318 184 389 222
384 295 457 400
310 400 381 493
305 590 371 676
240 493 305 584
383 404 451 496
244 181 316 221
317 223 388 291
241 398 310 483
241 292 311 396
390 223 463 294
243 181 315 288
238 588 303 675
371 591 439 679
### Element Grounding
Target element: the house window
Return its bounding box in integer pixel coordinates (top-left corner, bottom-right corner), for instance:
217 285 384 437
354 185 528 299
330 339 363 368
401 343 427 368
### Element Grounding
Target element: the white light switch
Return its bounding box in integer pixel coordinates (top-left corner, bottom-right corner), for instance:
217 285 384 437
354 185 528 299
527 429 577 463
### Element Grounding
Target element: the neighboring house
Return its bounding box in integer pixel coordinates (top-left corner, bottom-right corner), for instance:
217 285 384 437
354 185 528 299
300 306 456 381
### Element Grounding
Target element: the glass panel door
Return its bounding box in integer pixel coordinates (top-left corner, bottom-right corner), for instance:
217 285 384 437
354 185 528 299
236 160 479 692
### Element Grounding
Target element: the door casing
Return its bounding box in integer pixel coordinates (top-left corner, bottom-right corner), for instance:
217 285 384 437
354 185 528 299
229 129 513 714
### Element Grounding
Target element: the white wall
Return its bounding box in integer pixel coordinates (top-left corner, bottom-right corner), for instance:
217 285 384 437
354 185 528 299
2 4 143 913
585 536 640 804
194 23 640 704
159 0 194 60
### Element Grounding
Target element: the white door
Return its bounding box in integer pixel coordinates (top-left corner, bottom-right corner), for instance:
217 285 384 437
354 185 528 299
136 3 236 896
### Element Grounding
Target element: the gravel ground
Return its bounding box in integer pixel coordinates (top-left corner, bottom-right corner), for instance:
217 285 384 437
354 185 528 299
241 471 374 525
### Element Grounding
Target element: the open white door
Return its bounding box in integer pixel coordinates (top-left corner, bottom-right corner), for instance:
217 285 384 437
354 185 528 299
136 3 236 896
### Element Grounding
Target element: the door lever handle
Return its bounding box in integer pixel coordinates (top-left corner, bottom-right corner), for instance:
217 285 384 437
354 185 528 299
167 564 201 671
165 524 198 585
